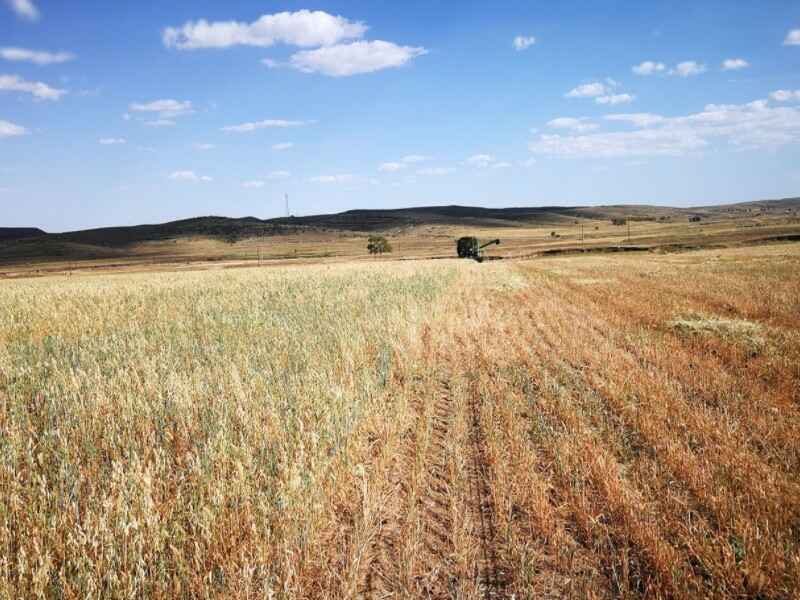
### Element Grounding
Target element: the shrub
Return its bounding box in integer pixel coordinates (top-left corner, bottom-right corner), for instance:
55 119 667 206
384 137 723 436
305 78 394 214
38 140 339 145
367 235 392 254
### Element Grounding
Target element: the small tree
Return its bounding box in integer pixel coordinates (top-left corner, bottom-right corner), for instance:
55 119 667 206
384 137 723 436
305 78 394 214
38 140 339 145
367 235 392 255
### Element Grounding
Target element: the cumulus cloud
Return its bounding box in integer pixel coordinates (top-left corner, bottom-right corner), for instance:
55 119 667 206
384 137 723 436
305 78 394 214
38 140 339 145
770 89 800 102
632 61 666 75
670 61 706 77
222 119 308 133
722 58 749 71
98 137 126 145
145 119 176 127
0 47 74 65
6 0 38 21
565 82 609 98
531 98 800 158
513 35 536 51
596 93 635 105
547 117 598 133
242 180 265 188
266 170 291 180
784 29 800 46
401 154 431 163
289 40 426 76
466 154 495 168
163 10 367 50
311 173 354 183
0 74 65 100
169 170 212 182
604 113 665 127
379 162 406 172
129 99 193 118
417 167 454 176
272 142 294 150
0 119 26 137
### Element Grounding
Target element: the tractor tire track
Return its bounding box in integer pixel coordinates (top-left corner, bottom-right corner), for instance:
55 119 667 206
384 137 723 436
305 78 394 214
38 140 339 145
360 380 456 599
466 383 508 599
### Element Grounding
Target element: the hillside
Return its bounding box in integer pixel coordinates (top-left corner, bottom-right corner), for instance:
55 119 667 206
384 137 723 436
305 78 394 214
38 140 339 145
0 227 46 242
1 197 798 268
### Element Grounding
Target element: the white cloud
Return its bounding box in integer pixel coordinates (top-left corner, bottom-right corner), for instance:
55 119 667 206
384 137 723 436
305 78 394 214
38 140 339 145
163 10 367 50
311 174 354 183
122 113 131 121
417 167 454 176
98 137 126 145
513 35 536 51
770 89 800 102
604 113 665 127
242 180 265 188
194 143 215 150
261 58 281 69
632 61 665 75
0 74 65 100
519 157 537 167
466 154 495 168
0 47 74 65
266 170 291 180
169 170 212 182
0 119 26 137
784 29 800 46
670 61 706 77
565 82 609 98
531 98 800 158
289 40 427 76
401 154 431 163
6 0 38 21
145 119 176 127
547 117 598 133
272 142 293 150
222 119 307 133
492 161 512 169
530 130 706 159
722 58 749 71
379 161 406 172
129 99 193 118
596 93 635 105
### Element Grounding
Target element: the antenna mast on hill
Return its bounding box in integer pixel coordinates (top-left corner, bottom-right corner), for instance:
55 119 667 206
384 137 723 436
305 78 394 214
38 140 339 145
285 193 290 218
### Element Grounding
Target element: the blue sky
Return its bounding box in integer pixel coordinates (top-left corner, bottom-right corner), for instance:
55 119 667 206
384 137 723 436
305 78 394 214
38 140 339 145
1 1 800 231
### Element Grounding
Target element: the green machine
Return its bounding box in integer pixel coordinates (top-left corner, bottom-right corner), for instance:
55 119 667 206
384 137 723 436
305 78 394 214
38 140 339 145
456 237 500 262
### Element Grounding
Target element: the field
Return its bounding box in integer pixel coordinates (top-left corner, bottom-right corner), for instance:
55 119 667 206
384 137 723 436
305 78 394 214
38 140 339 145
1 242 799 598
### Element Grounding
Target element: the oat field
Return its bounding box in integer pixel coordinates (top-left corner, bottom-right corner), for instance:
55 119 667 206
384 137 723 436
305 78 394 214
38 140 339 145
1 244 799 598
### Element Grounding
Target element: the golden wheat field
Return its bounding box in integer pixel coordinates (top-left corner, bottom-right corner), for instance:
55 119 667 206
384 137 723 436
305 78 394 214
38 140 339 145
1 243 799 599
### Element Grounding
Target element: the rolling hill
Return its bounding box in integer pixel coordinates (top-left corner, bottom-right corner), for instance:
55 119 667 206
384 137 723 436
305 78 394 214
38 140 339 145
2 197 798 267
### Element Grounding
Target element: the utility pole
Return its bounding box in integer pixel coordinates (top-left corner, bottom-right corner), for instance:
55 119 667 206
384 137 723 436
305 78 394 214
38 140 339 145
627 220 631 242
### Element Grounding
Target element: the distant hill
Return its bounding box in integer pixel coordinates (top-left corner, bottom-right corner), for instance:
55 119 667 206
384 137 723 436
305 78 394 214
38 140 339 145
1 197 798 266
0 227 46 242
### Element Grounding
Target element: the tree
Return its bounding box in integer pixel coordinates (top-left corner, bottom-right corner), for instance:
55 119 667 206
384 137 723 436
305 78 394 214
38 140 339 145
367 235 392 255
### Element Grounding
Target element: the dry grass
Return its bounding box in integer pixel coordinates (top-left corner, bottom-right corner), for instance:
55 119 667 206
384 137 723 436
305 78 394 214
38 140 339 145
1 243 799 598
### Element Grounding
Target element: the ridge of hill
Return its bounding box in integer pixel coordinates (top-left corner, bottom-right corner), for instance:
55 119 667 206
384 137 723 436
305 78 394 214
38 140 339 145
0 227 47 242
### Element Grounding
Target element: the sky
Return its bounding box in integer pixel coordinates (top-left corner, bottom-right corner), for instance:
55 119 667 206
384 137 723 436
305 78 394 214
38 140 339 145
1 1 800 232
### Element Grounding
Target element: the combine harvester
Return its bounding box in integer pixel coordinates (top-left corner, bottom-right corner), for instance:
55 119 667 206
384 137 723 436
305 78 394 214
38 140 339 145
456 237 501 262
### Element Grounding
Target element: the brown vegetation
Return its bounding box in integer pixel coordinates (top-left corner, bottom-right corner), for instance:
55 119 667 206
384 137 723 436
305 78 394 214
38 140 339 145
1 242 799 598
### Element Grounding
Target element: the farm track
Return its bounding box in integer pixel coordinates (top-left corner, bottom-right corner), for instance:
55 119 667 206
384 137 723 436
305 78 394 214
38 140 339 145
465 381 507 599
360 380 456 599
359 373 512 599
